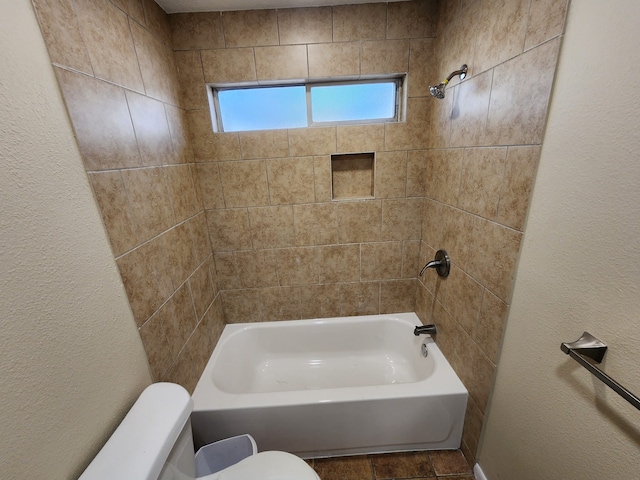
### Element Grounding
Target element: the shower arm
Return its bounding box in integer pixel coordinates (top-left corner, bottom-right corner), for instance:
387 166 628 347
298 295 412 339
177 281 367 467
430 64 468 99
441 64 468 84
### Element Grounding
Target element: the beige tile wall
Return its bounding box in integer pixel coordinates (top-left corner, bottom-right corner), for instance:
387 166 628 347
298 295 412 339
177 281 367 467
416 0 569 463
32 0 224 393
170 2 438 323
33 0 568 463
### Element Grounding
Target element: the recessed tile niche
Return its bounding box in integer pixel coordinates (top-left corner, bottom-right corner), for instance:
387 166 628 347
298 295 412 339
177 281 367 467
331 152 375 200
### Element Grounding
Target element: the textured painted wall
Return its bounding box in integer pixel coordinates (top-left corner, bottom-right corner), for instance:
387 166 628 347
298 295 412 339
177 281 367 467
0 1 151 478
478 1 640 478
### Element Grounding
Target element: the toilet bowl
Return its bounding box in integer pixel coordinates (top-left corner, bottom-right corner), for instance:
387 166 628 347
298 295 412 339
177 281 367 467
79 383 320 480
202 451 319 480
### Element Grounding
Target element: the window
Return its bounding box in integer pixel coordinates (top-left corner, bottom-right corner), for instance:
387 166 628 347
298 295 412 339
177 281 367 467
310 82 396 124
210 77 404 133
216 85 307 132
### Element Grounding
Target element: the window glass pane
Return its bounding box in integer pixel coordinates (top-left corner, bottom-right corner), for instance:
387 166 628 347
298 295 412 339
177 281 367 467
310 82 396 123
218 85 307 132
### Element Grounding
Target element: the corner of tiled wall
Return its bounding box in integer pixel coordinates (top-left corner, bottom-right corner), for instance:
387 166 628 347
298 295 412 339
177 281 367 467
417 0 569 465
31 0 225 393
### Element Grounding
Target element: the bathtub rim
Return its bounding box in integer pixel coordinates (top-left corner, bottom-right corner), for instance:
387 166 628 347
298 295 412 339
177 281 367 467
192 312 467 412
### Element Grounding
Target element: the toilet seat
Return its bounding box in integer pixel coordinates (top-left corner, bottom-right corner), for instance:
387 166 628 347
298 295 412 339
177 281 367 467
198 451 320 480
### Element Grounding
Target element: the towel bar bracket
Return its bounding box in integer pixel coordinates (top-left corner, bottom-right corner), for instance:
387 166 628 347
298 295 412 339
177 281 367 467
561 331 640 411
560 331 607 363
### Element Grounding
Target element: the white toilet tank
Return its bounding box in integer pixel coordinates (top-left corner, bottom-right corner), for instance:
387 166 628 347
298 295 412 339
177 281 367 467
79 383 197 480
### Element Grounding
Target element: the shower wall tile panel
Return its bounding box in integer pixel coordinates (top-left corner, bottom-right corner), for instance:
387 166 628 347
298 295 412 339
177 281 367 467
438 0 479 86
73 0 145 91
408 38 436 98
31 0 94 75
169 12 224 51
34 0 568 462
221 9 279 48
165 105 195 164
386 0 438 39
422 0 567 465
307 42 361 78
33 0 223 393
360 39 410 74
524 0 569 50
288 127 337 157
255 45 309 81
277 7 333 45
332 3 387 42
54 68 141 171
174 51 209 110
201 47 257 84
172 2 440 323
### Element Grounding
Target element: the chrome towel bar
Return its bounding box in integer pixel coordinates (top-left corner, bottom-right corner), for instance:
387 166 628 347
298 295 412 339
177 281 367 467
561 332 640 411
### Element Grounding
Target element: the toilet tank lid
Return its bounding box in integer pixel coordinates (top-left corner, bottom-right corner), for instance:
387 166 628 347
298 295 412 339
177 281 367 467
79 382 193 480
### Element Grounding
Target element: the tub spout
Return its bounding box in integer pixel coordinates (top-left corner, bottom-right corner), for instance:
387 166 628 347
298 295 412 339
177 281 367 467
414 324 437 336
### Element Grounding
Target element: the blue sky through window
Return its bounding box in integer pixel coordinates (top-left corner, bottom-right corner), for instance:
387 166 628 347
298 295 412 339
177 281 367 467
310 82 396 123
218 85 307 132
216 80 398 132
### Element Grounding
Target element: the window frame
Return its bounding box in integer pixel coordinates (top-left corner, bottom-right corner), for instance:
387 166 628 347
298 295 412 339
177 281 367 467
209 75 406 133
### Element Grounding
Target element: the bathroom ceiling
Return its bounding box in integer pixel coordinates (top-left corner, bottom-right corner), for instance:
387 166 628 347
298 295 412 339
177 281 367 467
155 0 407 13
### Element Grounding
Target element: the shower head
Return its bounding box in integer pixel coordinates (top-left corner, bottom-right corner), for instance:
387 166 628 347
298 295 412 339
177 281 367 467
429 83 447 99
429 64 468 99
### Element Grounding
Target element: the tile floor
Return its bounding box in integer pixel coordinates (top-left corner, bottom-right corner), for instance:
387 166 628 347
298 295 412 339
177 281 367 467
307 450 475 480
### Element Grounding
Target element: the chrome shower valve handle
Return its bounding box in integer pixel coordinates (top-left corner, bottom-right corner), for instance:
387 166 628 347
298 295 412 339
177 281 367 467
419 250 450 278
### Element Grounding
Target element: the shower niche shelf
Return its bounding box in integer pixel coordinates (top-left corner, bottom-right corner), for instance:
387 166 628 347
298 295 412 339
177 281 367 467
331 152 375 200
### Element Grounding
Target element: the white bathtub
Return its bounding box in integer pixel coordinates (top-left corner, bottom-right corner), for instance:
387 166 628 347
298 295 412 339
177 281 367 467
191 313 468 458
